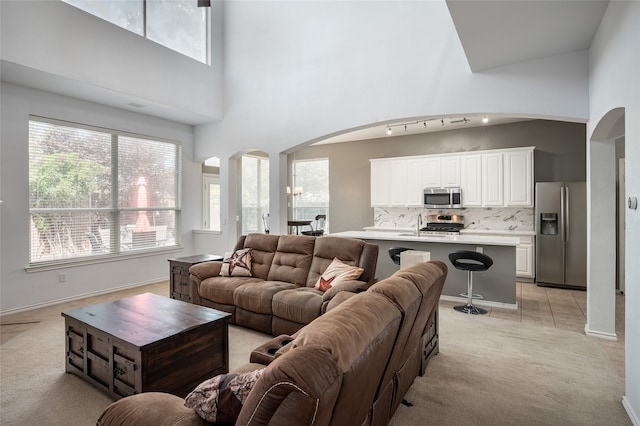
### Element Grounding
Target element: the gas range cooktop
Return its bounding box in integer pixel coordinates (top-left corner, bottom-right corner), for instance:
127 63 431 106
420 214 465 234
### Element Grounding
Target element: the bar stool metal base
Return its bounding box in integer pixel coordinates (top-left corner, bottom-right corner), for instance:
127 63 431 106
453 303 487 315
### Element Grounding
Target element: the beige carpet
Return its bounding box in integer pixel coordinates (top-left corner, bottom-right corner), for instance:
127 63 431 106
0 282 630 425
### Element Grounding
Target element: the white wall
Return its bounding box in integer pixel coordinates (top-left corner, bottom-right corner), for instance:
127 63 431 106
0 82 199 313
0 0 223 122
588 1 640 422
194 0 591 249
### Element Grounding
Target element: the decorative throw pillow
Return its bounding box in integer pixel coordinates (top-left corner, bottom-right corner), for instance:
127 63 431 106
184 368 264 423
219 248 253 277
314 257 364 292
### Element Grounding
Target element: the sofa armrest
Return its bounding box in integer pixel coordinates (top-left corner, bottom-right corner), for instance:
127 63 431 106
321 279 366 302
97 392 206 426
189 261 223 282
249 334 295 365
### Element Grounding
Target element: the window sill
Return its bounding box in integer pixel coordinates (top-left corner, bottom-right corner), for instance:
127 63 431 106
192 229 222 235
25 246 184 273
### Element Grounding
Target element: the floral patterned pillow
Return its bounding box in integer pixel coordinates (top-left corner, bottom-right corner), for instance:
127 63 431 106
314 257 364 292
219 248 253 277
184 368 264 423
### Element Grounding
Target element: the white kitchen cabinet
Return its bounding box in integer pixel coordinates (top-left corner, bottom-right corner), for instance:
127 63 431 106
370 160 392 206
515 235 535 278
371 147 534 208
406 158 424 206
389 160 408 206
461 231 535 279
504 149 534 207
482 153 504 206
422 157 442 188
460 155 482 207
441 156 461 187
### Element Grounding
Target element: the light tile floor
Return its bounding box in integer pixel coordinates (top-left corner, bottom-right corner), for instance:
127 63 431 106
440 282 626 379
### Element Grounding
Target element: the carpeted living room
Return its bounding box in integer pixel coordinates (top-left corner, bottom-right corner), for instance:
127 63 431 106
0 279 630 425
2 0 639 425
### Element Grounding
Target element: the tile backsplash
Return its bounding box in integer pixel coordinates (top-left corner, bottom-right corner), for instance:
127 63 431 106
373 207 534 231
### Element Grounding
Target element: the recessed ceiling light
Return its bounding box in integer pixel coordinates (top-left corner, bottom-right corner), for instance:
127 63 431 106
482 116 489 124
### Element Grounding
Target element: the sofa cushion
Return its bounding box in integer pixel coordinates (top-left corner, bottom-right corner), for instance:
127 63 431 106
220 248 253 277
234 281 298 314
267 235 315 285
314 257 364 291
289 291 402 424
241 234 280 280
306 237 365 287
272 287 324 324
185 368 264 424
199 277 262 305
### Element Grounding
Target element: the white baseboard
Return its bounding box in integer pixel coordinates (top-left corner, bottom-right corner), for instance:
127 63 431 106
440 295 518 310
0 278 166 316
584 324 618 341
623 396 640 426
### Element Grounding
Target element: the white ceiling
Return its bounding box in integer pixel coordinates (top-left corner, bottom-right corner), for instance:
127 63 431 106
313 115 530 145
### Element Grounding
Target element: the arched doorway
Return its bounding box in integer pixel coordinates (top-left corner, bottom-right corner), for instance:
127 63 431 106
586 107 625 339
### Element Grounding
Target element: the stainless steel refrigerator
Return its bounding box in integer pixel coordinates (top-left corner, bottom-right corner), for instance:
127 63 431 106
535 182 587 289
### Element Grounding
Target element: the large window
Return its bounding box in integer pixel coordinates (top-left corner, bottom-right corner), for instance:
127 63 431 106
28 117 181 267
62 0 209 63
292 159 329 232
241 154 269 234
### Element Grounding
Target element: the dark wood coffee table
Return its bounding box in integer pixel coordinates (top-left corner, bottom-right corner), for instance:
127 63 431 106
62 292 230 399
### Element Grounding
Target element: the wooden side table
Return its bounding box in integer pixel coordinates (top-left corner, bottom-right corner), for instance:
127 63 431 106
169 254 222 302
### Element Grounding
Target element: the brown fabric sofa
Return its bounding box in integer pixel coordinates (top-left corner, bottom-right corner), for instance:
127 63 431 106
97 261 447 426
188 233 379 336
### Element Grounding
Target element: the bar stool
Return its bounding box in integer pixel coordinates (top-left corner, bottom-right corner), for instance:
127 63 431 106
448 250 493 315
388 247 411 265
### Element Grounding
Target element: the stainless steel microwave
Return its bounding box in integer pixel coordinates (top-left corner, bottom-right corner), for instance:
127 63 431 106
423 188 463 209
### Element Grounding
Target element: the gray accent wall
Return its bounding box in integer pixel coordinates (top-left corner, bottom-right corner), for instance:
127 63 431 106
293 120 586 233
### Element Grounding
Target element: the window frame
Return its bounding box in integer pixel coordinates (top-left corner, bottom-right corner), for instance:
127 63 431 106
202 173 221 232
241 154 270 235
27 116 182 271
292 158 330 232
62 0 211 64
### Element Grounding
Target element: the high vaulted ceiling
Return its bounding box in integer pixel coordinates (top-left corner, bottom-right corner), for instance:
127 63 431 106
446 0 609 72
316 0 609 144
1 1 610 131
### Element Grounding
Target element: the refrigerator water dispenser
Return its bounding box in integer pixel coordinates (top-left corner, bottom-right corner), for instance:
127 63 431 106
540 213 558 235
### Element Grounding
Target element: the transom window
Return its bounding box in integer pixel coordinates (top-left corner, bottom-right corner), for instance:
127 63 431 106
62 0 209 64
28 117 182 267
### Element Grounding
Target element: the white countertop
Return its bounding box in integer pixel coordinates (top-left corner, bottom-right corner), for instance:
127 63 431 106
362 226 534 237
460 229 535 236
330 230 519 246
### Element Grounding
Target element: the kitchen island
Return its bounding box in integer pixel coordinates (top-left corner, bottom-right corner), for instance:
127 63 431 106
330 230 519 308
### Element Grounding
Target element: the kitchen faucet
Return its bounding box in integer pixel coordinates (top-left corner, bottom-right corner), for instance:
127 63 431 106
416 213 423 236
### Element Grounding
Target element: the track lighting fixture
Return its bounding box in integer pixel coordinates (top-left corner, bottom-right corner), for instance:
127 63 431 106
384 116 480 136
